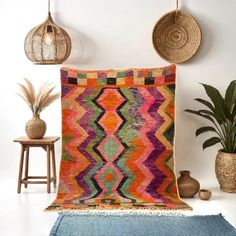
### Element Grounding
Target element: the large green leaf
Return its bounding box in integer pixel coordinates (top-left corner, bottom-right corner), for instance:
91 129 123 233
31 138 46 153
225 80 236 115
195 126 217 137
194 98 215 112
231 103 236 124
232 126 236 133
198 109 223 123
184 109 215 123
202 137 221 150
201 83 227 121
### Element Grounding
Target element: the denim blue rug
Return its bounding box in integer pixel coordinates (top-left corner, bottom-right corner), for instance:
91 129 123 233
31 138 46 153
49 213 236 236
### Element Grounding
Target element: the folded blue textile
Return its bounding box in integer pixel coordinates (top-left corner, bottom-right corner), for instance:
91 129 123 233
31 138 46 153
49 213 236 236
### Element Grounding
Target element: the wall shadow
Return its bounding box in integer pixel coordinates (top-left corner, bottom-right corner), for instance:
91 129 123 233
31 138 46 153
177 2 214 64
52 12 97 67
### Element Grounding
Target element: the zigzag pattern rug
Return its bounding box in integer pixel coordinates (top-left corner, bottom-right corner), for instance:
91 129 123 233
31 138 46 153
46 65 190 211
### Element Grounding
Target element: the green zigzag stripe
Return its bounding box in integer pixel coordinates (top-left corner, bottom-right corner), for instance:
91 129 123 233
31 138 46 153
80 89 105 200
116 88 142 201
62 136 74 162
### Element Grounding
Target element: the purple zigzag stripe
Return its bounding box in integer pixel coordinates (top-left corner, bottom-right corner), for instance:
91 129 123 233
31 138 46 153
144 88 170 202
74 89 97 198
62 85 75 98
130 88 145 131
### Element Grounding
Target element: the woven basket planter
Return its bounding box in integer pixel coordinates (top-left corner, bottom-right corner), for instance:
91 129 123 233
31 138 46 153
215 150 236 193
25 115 46 139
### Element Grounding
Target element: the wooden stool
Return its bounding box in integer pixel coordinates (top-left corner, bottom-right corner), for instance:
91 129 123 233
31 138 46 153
14 136 60 193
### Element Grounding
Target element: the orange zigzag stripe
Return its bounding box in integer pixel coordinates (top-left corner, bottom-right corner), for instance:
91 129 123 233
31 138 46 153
62 88 90 201
126 138 146 202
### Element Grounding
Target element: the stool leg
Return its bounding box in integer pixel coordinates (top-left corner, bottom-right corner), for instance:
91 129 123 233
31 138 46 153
17 145 25 193
51 144 57 188
47 145 51 193
24 148 29 188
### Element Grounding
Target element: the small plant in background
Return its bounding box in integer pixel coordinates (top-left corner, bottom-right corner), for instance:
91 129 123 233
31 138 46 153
185 81 236 153
17 78 60 115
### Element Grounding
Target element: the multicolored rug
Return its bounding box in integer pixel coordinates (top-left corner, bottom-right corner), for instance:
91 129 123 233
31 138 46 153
46 65 190 211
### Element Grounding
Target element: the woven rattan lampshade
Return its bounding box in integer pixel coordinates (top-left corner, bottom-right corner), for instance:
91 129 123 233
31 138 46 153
24 0 71 65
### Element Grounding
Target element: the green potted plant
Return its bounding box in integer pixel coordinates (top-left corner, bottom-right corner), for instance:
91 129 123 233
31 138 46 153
185 81 236 193
18 78 60 139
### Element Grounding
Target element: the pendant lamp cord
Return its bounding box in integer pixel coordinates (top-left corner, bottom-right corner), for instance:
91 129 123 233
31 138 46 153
48 0 51 14
174 0 179 21
176 0 179 14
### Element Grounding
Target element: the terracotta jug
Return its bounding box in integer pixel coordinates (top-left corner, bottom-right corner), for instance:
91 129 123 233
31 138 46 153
177 170 200 198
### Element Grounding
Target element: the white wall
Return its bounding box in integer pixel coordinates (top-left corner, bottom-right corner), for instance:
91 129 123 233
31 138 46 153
1 0 236 189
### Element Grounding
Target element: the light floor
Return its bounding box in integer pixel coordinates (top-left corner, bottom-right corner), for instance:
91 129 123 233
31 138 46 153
0 179 235 236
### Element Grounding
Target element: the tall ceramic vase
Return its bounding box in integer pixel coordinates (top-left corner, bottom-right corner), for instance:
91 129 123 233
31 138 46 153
215 150 236 193
25 114 46 139
177 170 200 198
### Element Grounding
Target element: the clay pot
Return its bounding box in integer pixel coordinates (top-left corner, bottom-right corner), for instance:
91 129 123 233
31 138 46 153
177 170 200 198
25 114 46 139
215 150 236 193
198 189 212 200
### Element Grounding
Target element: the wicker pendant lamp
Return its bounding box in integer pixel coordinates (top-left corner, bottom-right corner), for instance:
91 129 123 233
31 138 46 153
24 0 71 64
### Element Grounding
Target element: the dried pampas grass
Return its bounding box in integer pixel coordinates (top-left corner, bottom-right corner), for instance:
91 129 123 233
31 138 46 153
18 78 60 115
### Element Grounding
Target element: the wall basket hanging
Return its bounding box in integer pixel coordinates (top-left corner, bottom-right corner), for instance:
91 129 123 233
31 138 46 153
152 0 201 63
24 0 71 65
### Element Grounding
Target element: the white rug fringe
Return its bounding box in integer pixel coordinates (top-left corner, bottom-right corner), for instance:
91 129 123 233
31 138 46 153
58 209 186 216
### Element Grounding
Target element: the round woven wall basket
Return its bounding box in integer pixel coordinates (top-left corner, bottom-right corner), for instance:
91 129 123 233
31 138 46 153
152 10 201 63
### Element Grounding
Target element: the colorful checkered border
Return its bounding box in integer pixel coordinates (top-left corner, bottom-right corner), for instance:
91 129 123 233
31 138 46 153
61 65 176 87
